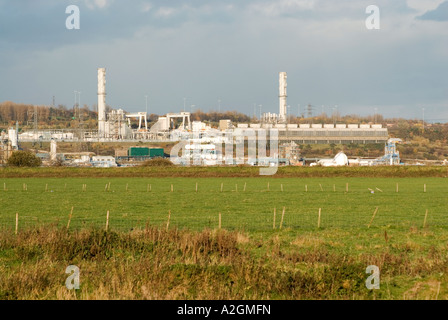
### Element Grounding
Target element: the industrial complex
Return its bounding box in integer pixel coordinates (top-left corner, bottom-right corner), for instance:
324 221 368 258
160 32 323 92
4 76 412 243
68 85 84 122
1 68 400 167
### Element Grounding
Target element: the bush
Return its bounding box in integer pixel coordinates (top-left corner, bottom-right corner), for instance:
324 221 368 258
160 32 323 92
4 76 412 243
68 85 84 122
140 158 174 167
49 158 65 167
7 151 42 167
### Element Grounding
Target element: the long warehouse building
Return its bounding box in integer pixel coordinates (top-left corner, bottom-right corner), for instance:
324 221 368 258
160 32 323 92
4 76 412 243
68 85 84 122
234 123 388 144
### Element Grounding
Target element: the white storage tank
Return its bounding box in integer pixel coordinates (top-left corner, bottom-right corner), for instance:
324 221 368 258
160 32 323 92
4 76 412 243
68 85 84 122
324 124 334 128
347 124 358 129
287 124 298 129
336 124 347 128
8 128 18 149
237 123 248 128
299 124 310 128
360 124 371 128
371 124 382 128
311 124 322 128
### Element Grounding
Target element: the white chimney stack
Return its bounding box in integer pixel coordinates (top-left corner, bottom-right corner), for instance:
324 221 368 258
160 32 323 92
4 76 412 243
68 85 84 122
50 139 57 161
98 68 106 137
279 72 287 122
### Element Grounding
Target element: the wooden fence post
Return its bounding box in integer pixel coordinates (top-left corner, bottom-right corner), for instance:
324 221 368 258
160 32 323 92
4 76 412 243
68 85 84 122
368 207 379 229
317 208 322 229
280 207 285 230
273 208 276 229
166 210 171 231
423 209 428 228
67 207 74 230
105 210 110 232
15 213 18 235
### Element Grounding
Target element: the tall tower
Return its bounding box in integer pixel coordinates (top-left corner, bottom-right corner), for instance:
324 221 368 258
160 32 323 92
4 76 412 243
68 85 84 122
98 68 106 137
279 72 287 122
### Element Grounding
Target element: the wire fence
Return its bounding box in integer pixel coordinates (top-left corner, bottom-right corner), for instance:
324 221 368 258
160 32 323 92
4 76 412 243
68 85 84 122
1 207 448 234
0 179 447 233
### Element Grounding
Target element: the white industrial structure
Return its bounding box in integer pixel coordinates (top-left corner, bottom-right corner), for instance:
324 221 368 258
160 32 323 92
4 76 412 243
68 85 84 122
91 155 118 167
314 151 349 167
50 139 57 161
98 68 107 138
104 108 133 140
14 68 390 163
150 112 191 133
279 72 287 122
8 127 18 149
126 112 148 130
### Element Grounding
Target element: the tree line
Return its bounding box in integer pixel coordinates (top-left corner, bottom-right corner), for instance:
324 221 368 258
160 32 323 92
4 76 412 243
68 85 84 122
0 101 98 129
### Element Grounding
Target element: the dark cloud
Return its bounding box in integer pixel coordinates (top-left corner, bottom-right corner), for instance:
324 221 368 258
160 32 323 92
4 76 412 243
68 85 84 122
0 0 446 120
0 0 245 51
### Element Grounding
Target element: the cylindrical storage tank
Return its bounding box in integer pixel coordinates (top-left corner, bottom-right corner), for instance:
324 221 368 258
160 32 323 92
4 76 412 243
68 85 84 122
8 128 18 149
360 124 371 128
287 124 298 129
347 124 358 129
371 124 382 128
324 124 334 128
299 124 310 128
311 124 322 128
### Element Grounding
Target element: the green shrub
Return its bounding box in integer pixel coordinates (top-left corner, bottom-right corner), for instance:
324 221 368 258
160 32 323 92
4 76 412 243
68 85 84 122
7 151 42 167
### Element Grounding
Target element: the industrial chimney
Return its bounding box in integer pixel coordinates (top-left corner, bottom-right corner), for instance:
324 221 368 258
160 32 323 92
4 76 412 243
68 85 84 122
279 72 287 123
98 68 106 137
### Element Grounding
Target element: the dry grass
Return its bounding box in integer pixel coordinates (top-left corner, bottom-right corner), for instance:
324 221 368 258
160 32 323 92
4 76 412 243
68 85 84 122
140 158 174 167
1 225 448 300
0 165 447 179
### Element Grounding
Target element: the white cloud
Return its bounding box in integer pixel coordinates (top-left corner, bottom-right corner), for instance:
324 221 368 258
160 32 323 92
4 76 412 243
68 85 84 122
406 0 444 13
141 2 152 13
155 7 177 17
85 0 112 10
248 0 315 16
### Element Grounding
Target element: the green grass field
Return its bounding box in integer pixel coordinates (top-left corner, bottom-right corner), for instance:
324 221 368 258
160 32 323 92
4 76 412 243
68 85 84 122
1 176 447 232
1 171 448 300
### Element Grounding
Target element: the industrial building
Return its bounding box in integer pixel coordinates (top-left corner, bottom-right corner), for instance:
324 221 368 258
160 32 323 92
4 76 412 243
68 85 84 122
13 68 388 146
232 122 388 145
3 67 395 167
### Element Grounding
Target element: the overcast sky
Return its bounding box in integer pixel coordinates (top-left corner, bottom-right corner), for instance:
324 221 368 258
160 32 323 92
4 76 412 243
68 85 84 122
0 0 447 121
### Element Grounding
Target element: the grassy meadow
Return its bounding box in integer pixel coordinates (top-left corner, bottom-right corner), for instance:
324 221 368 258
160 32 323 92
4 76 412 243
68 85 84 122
0 167 448 299
0 176 447 231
